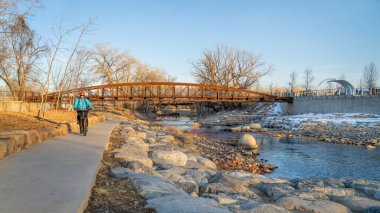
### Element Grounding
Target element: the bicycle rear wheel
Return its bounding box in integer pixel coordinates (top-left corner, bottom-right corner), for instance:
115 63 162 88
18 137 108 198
83 118 88 136
80 117 84 134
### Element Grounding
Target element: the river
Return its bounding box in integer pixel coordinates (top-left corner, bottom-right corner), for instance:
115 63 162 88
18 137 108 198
151 116 380 182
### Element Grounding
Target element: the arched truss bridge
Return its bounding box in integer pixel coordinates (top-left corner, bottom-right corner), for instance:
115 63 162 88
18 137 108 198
35 82 293 103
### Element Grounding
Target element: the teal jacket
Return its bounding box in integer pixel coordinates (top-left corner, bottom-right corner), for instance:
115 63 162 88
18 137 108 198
73 97 93 111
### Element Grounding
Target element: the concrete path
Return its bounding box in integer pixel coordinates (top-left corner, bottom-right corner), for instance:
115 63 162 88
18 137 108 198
0 120 119 213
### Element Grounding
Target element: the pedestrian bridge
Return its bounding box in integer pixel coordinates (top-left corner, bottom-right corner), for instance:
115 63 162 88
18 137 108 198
31 82 293 103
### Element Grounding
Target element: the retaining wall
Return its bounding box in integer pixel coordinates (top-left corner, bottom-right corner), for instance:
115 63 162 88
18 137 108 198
0 101 52 112
280 95 380 115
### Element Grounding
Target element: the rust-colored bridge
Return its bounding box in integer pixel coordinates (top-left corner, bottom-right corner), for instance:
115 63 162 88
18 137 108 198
32 82 292 103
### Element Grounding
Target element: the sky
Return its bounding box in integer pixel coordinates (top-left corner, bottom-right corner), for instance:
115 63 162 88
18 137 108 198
28 0 380 89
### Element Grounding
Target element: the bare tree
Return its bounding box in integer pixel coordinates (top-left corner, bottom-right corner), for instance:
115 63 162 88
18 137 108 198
363 62 378 90
303 69 315 92
288 71 297 94
192 45 271 89
268 82 274 95
0 0 37 26
0 15 45 100
91 44 138 84
52 19 94 109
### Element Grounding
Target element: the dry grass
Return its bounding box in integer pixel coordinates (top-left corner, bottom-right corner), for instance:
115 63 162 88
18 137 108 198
0 108 134 132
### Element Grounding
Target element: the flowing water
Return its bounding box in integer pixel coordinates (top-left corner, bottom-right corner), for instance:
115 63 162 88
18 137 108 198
152 116 380 181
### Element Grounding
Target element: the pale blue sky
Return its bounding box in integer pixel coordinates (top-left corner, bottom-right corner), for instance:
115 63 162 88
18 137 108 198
29 0 380 88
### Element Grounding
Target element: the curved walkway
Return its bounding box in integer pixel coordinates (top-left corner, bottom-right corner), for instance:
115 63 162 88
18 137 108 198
0 120 119 213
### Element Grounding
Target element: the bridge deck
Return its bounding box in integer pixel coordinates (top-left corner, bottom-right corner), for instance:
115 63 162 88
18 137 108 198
27 82 293 103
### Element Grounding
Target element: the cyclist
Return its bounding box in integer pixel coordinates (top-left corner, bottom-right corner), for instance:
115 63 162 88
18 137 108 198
73 91 93 127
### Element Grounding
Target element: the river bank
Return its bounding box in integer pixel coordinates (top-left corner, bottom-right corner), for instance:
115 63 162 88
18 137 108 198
87 113 380 212
198 106 380 148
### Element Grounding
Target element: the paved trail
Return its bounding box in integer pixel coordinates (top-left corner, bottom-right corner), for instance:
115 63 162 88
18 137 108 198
0 120 119 213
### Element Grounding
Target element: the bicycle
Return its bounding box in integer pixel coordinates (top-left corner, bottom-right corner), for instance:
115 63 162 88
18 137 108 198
77 110 89 136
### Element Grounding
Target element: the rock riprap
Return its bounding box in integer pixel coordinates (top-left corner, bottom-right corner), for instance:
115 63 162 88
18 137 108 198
108 122 380 213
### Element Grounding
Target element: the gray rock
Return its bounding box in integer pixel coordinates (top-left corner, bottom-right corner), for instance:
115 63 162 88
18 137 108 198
185 160 206 169
202 193 239 205
114 152 153 167
276 196 351 213
348 180 380 198
227 199 288 213
120 142 149 155
297 183 356 197
127 172 187 199
161 172 185 182
200 183 238 195
238 204 290 213
126 161 161 177
257 183 296 201
185 169 211 186
296 191 329 200
186 153 198 162
331 195 380 212
146 194 231 213
210 172 259 198
151 150 188 166
111 167 134 179
157 166 188 176
177 181 199 196
226 170 282 185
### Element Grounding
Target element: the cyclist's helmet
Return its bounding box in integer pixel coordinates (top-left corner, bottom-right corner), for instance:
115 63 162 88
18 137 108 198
80 91 85 96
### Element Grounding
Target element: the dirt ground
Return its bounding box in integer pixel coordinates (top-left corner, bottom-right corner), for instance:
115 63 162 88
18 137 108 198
84 125 155 213
0 111 63 131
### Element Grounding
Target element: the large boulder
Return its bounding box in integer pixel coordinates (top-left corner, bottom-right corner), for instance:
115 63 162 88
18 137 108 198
185 169 211 187
151 150 188 166
126 161 161 177
120 143 149 156
231 127 242 132
250 123 262 130
297 183 356 197
196 156 217 169
241 126 251 132
177 181 199 196
276 196 351 213
203 193 239 205
125 136 145 144
209 172 258 198
330 195 380 212
257 183 296 201
114 152 153 167
127 172 187 199
237 134 258 149
146 194 231 213
158 135 176 143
